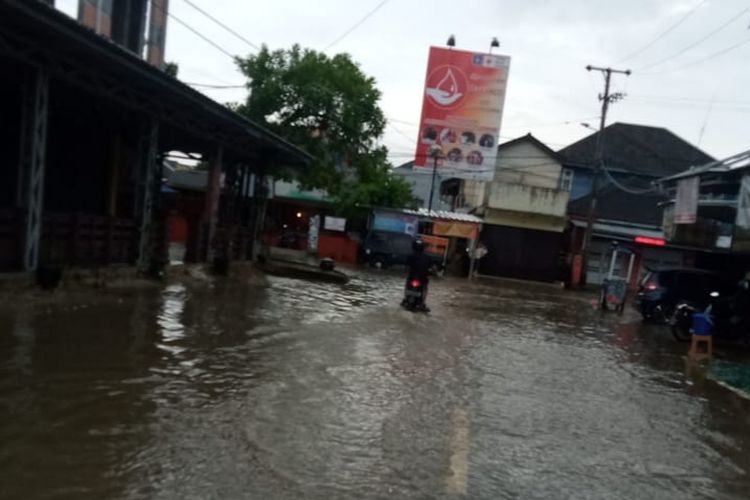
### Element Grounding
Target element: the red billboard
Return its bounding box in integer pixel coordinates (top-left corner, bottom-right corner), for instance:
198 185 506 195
414 47 510 181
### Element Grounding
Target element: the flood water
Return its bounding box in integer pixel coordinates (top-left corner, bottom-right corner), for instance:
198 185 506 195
1 271 749 499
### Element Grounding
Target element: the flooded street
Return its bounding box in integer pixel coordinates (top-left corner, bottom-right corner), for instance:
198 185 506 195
1 272 750 499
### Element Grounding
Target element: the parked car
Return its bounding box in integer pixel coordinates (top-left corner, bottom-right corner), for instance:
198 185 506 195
635 269 736 323
362 231 443 269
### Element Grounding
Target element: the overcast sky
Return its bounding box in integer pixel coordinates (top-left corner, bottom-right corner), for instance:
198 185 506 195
57 0 750 165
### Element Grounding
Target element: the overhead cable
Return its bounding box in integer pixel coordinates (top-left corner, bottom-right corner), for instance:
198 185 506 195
182 0 261 51
323 0 392 51
637 5 750 71
618 0 708 62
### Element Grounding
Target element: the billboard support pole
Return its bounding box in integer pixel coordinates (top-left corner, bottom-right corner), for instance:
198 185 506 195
428 153 439 212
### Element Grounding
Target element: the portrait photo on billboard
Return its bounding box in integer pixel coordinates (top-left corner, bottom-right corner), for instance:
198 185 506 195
440 128 457 144
421 126 438 144
479 134 495 148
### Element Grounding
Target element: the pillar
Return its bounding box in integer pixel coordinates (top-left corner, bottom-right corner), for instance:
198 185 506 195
251 171 270 261
136 118 160 273
147 0 169 68
19 70 50 272
203 146 223 263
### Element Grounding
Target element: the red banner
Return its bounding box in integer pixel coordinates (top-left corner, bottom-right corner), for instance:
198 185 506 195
420 234 449 258
414 47 510 181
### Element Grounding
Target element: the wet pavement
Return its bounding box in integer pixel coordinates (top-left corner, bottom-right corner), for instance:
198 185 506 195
1 271 750 499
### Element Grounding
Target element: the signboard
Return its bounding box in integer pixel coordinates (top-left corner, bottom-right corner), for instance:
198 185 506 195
308 215 320 252
736 174 750 230
433 220 479 240
634 236 666 247
324 216 347 232
674 177 699 224
273 180 331 202
420 234 449 259
372 211 418 235
414 46 511 181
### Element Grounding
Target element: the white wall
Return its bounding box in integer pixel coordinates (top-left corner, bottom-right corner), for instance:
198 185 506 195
494 140 562 189
488 182 569 217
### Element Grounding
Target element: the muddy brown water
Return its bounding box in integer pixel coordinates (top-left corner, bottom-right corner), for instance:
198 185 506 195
1 272 749 499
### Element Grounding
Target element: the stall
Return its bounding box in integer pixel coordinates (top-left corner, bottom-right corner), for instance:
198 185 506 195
366 207 483 278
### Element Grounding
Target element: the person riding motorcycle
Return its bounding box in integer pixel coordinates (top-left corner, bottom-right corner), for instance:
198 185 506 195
405 239 432 310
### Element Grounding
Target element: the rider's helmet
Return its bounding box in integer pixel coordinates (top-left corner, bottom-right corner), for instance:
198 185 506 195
412 239 425 253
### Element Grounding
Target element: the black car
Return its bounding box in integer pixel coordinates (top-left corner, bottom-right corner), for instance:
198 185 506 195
362 231 415 268
362 231 443 269
635 269 735 323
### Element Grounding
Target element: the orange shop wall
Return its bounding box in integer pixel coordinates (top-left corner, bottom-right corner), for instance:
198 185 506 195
317 234 359 264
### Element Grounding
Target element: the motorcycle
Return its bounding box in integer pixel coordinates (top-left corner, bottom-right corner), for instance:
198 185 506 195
401 278 428 312
671 290 750 346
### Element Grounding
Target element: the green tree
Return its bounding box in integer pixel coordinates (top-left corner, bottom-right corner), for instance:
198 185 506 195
164 61 179 77
234 45 413 211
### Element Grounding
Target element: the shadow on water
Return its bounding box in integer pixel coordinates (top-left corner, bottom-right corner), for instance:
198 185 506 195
0 271 749 499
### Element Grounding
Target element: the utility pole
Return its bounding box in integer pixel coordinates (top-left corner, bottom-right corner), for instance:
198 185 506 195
427 146 442 212
579 65 630 283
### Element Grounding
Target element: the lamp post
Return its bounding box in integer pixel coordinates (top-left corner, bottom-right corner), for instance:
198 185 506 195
427 145 443 212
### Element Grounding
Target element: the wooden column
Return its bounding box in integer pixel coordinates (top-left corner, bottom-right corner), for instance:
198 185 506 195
203 147 223 263
136 118 159 273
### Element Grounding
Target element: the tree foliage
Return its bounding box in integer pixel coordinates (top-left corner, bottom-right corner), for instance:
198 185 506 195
234 45 413 211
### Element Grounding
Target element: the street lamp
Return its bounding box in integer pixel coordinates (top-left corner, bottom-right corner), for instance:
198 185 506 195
489 37 500 53
427 145 444 212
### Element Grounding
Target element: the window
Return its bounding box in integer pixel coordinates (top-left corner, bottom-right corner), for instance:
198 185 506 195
559 168 574 191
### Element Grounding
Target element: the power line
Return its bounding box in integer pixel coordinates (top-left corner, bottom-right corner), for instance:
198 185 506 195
323 0 392 51
386 121 417 145
637 5 750 71
150 1 237 59
502 116 600 129
639 37 750 75
600 165 656 195
617 0 708 63
627 93 750 105
186 82 246 89
182 0 261 51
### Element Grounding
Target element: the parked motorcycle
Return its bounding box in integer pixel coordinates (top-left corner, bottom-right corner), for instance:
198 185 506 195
401 278 428 312
671 288 750 346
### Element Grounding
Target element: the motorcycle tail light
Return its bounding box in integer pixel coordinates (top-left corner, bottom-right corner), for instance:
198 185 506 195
410 279 421 288
645 282 658 291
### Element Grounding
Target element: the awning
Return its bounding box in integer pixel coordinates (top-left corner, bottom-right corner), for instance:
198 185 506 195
0 0 312 167
484 208 566 233
570 219 664 240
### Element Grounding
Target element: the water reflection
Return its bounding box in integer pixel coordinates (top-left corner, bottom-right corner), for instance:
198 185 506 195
0 273 749 499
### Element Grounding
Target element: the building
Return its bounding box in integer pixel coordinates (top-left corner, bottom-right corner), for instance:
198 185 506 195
392 162 455 212
0 0 309 277
567 187 691 286
559 122 714 201
657 150 750 279
477 134 571 282
561 123 715 286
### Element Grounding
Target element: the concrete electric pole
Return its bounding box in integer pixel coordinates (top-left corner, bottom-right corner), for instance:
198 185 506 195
579 65 631 283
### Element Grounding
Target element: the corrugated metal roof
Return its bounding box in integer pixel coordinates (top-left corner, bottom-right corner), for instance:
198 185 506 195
402 208 483 224
660 149 750 183
166 170 208 192
570 219 663 239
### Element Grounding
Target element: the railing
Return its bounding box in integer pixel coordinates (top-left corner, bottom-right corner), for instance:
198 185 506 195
0 209 22 271
41 212 137 267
